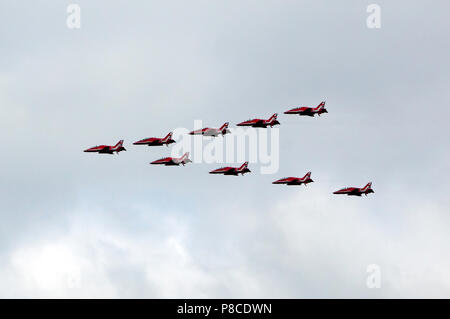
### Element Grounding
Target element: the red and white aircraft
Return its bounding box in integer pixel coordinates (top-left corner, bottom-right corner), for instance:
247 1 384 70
209 162 251 176
189 122 230 137
284 101 328 117
272 172 314 186
150 152 192 166
236 114 280 128
84 140 126 154
133 132 175 147
333 182 374 196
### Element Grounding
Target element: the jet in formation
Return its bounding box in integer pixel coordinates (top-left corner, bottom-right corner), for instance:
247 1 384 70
150 152 192 166
84 140 126 154
133 132 175 147
189 122 230 137
333 182 374 196
82 101 375 198
209 162 251 176
236 113 280 128
284 101 328 117
272 172 314 186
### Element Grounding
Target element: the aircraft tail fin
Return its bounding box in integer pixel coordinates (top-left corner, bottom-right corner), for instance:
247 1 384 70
162 132 173 143
113 140 124 150
314 101 326 111
303 171 312 179
268 113 278 122
219 122 229 131
361 182 372 192
180 152 190 162
238 161 249 171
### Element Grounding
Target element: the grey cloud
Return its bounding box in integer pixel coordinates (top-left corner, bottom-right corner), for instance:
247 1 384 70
0 0 449 297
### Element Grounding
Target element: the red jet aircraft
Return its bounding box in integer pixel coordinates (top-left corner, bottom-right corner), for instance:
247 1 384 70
189 122 230 137
272 172 313 186
209 162 251 176
133 132 175 147
333 182 374 196
236 113 280 128
84 140 126 154
150 152 192 166
284 101 328 117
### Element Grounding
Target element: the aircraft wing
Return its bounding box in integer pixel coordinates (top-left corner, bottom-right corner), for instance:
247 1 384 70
334 187 355 194
253 119 265 126
210 167 233 174
151 157 172 164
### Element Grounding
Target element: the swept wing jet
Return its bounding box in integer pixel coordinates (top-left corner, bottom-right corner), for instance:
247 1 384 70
333 182 374 196
133 132 175 147
284 101 328 117
209 162 251 176
236 113 280 128
189 122 230 137
272 172 314 186
84 140 126 154
150 152 192 166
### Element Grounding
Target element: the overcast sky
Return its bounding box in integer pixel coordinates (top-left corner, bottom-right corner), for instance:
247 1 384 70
1 0 449 298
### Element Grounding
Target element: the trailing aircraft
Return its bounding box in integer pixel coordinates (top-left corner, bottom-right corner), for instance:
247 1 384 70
150 152 192 166
84 140 126 154
333 182 374 196
209 162 251 176
272 172 314 186
189 122 230 137
236 113 280 128
133 132 175 147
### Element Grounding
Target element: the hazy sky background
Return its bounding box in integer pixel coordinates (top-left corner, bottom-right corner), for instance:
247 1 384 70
0 0 449 298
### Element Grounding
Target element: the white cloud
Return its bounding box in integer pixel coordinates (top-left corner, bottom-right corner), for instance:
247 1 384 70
1 0 450 298
2 188 450 298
